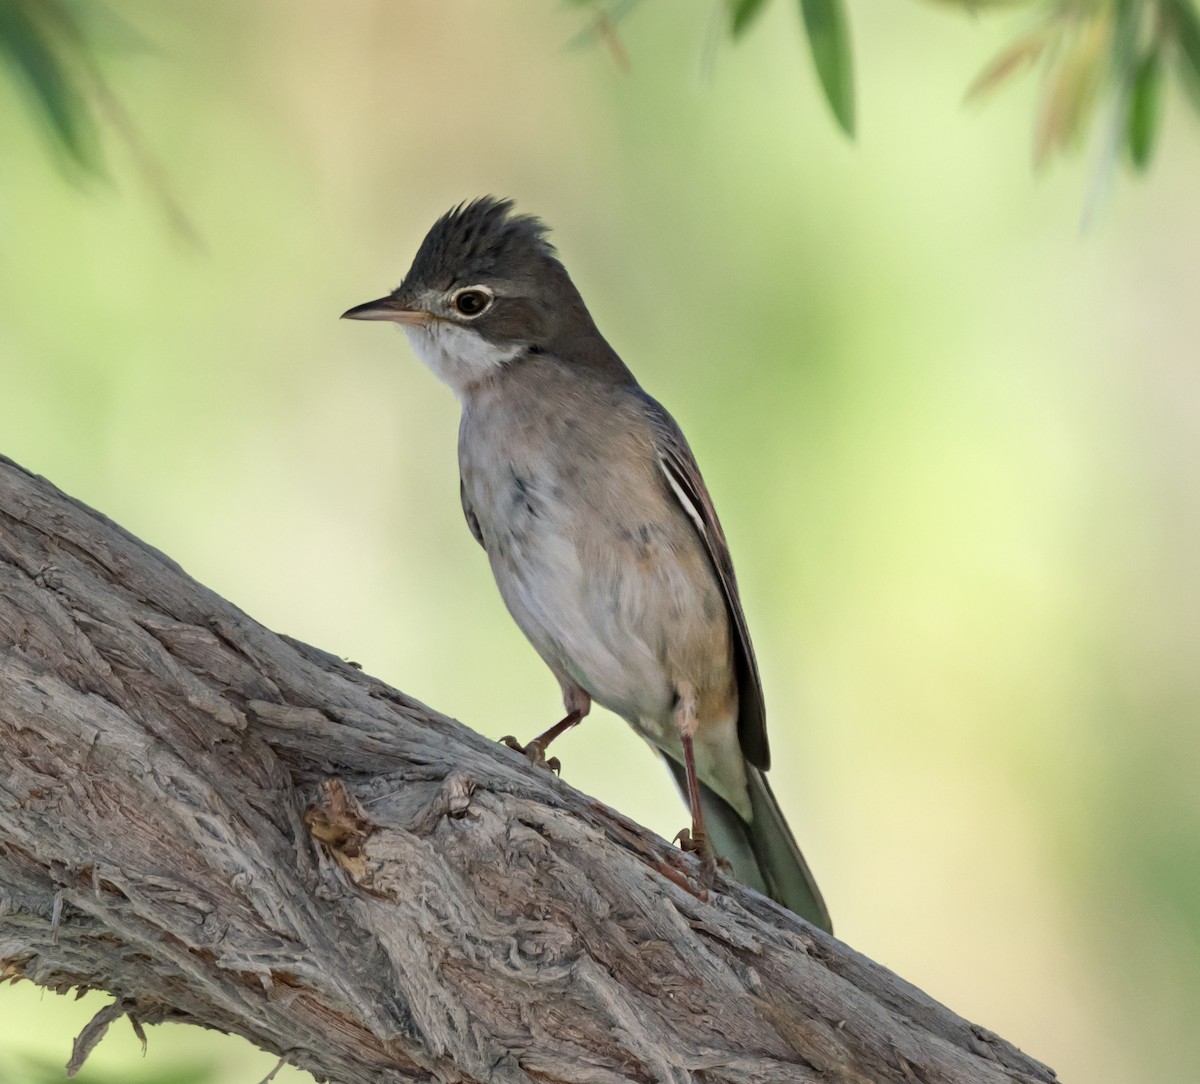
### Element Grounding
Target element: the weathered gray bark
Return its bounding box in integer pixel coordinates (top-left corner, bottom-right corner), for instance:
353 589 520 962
0 453 1056 1084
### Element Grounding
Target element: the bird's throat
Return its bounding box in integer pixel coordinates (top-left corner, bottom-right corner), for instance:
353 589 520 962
403 322 524 397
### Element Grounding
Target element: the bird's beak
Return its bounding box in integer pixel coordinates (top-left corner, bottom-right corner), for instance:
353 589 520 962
340 295 430 326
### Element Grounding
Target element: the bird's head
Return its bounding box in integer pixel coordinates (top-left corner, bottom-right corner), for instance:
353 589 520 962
343 197 609 395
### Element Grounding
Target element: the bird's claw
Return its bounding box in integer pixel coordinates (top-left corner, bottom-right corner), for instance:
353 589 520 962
674 827 720 890
499 735 561 775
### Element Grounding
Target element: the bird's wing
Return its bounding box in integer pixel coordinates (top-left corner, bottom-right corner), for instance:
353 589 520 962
460 476 484 548
638 392 770 770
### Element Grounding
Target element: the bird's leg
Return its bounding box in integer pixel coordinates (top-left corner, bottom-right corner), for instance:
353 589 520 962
670 687 717 888
501 685 590 774
674 733 717 883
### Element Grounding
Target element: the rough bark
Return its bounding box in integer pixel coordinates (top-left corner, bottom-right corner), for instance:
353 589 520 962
0 454 1056 1084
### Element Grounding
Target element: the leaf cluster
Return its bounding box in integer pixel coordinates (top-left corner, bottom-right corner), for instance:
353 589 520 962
573 0 1200 177
966 0 1200 173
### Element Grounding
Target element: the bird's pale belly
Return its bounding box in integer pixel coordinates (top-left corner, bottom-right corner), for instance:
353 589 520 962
462 452 734 736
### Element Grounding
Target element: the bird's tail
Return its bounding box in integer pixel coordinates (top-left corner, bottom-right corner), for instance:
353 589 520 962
662 757 832 933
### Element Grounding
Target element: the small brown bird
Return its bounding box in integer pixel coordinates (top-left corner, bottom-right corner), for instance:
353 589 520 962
343 198 831 930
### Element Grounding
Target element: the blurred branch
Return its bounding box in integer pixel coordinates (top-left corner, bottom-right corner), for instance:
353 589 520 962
0 452 1057 1084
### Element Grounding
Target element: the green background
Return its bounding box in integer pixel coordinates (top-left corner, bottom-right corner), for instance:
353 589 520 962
2 2 1199 1082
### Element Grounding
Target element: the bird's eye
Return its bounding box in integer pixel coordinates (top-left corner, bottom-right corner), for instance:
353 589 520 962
452 287 492 317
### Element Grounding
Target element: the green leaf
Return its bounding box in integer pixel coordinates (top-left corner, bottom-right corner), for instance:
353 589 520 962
798 0 855 137
1127 51 1162 170
0 0 98 169
1164 0 1200 113
731 0 770 38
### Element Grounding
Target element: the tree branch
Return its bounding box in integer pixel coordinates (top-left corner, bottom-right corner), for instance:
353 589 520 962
0 454 1056 1084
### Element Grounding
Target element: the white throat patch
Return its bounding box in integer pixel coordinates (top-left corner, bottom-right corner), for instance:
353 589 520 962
403 321 523 396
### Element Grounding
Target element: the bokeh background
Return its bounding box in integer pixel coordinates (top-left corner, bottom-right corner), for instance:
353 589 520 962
2 1 1199 1081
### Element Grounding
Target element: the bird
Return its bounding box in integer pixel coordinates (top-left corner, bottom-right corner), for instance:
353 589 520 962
342 197 831 931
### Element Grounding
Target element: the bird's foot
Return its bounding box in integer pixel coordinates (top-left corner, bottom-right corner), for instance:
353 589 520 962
499 735 561 775
674 827 720 891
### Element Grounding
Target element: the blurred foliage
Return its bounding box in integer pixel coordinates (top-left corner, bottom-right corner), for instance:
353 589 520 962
573 0 1200 180
0 0 100 170
2 0 1198 196
965 0 1200 177
574 0 856 134
0 0 194 235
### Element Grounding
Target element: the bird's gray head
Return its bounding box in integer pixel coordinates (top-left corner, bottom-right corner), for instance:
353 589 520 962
342 197 629 395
